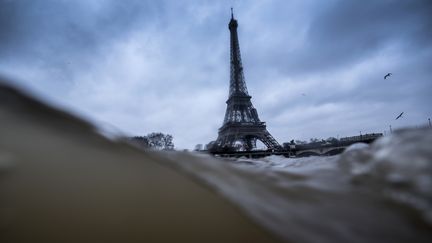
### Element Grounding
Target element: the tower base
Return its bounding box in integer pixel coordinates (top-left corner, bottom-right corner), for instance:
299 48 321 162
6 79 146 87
215 122 281 151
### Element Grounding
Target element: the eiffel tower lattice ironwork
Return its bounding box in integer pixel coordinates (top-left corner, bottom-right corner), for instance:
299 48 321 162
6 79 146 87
215 9 281 151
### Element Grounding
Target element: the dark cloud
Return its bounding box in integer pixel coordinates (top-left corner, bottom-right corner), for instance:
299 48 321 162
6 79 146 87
246 0 432 77
0 0 163 62
306 0 431 69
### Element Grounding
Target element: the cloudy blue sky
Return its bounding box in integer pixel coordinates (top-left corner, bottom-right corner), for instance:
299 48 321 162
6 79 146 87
1 0 431 149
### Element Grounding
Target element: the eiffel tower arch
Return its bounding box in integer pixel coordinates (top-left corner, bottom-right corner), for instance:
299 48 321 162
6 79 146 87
215 9 281 151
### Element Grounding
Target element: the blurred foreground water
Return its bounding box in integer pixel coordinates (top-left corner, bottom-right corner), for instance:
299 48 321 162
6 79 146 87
1 80 431 242
161 128 432 243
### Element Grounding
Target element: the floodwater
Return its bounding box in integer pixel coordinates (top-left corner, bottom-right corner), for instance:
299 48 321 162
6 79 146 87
160 128 432 243
1 80 431 242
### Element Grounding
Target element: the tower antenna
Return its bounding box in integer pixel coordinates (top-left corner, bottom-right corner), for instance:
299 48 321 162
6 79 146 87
231 7 234 19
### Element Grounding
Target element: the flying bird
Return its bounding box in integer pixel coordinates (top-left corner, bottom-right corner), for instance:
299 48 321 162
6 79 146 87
384 73 392 79
301 93 306 96
395 112 404 120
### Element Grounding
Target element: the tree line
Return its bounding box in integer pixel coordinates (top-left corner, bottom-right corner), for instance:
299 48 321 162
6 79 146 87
129 132 174 150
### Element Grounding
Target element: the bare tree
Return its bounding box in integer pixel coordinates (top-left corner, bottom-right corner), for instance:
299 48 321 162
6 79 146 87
130 133 174 150
146 133 174 150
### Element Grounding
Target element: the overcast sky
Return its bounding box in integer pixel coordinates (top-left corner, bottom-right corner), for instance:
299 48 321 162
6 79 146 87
1 0 431 149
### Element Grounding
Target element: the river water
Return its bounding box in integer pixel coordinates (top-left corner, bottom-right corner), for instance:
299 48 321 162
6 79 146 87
1 81 431 242
161 128 432 243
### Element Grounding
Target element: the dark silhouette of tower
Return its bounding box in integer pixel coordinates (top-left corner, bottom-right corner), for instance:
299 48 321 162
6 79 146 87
215 9 281 151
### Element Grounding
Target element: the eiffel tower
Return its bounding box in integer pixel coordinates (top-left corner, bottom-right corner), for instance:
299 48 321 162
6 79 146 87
215 9 281 151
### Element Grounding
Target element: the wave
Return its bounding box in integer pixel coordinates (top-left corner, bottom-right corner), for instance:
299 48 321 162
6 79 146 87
161 128 432 243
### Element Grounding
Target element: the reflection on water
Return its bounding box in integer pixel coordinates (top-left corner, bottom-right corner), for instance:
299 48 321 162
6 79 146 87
161 128 432 243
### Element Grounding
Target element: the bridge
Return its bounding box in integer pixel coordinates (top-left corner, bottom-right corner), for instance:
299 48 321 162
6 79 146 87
210 133 383 158
294 146 347 157
291 133 383 157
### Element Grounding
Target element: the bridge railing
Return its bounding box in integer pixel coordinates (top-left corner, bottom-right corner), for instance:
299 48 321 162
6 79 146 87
340 133 383 142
